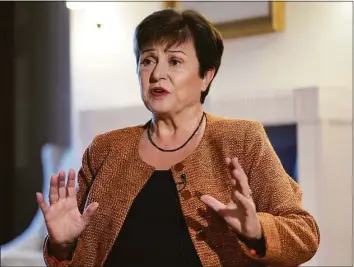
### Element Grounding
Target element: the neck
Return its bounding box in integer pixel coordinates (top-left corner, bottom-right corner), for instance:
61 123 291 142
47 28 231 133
151 104 204 138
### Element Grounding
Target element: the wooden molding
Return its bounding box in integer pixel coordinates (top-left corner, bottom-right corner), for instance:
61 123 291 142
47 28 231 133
163 1 285 39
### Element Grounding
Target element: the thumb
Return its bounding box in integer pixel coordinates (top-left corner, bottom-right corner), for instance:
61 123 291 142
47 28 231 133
200 195 226 215
82 202 99 226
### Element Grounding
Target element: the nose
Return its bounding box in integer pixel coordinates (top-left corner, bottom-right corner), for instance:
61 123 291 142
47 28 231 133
150 61 167 82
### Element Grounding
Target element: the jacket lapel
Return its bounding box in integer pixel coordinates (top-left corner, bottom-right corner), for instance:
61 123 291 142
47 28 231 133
77 126 155 266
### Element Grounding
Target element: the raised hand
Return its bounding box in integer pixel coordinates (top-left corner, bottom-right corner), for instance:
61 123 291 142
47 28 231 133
36 169 99 247
200 157 262 240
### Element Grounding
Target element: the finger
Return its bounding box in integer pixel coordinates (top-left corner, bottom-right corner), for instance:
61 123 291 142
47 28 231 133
231 157 247 181
49 174 59 204
66 169 76 197
231 187 241 204
225 157 232 166
36 192 50 214
82 202 99 226
200 195 226 214
225 157 236 186
226 157 236 174
231 158 252 197
58 170 66 199
234 190 253 211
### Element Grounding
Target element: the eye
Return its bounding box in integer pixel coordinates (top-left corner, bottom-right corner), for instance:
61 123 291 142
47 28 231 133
141 58 155 66
170 59 181 66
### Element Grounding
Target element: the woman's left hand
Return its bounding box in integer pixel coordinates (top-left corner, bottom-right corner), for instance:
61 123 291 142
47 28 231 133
200 157 262 240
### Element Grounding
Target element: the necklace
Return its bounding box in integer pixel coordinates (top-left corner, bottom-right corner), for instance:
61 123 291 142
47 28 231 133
147 112 206 152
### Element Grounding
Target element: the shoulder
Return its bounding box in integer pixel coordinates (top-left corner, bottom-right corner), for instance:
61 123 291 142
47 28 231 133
90 124 145 151
85 124 145 171
206 113 265 140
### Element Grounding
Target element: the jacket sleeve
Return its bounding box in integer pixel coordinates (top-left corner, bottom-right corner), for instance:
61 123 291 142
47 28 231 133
42 137 103 267
238 121 320 266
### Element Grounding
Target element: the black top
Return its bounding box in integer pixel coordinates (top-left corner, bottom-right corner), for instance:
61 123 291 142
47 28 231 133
104 170 203 267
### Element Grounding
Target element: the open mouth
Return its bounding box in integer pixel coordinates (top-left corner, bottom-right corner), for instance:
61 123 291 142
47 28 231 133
150 87 169 96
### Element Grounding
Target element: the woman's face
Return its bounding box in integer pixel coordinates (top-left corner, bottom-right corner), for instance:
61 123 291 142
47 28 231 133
138 39 214 116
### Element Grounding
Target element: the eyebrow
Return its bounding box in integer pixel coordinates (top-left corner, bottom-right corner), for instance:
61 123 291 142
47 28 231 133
141 48 187 56
141 48 154 53
167 50 187 55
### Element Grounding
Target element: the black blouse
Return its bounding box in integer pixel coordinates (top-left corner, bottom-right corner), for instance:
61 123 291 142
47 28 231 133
104 170 203 267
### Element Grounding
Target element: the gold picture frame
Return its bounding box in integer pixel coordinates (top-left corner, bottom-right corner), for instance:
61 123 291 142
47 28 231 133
163 1 285 39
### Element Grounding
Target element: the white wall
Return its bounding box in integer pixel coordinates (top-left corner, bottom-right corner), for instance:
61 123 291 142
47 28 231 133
69 1 352 111
213 1 352 101
69 2 162 110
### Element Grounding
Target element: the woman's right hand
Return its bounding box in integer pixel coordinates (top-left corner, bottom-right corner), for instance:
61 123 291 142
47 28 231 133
37 169 99 248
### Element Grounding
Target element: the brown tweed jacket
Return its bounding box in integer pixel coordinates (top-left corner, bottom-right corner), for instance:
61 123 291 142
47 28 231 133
43 113 320 267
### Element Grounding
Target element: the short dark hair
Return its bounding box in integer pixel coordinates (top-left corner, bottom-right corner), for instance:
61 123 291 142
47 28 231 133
133 8 224 104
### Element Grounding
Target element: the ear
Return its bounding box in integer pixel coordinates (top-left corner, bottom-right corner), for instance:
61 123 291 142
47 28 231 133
201 68 216 92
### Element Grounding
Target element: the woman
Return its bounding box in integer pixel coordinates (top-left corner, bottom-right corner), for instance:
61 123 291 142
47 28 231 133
37 8 320 267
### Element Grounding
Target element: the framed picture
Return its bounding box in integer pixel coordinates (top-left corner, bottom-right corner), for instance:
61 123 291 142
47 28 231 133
163 1 285 39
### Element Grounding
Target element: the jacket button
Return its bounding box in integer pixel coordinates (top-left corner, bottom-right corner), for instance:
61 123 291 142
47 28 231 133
174 163 184 172
187 220 202 230
181 190 192 200
196 229 207 241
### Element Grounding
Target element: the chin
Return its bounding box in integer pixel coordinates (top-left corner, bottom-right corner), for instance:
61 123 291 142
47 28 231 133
149 107 172 117
145 102 173 116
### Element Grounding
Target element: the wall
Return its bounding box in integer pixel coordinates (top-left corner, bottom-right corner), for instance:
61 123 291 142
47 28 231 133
294 87 352 266
70 2 160 111
69 1 352 111
214 1 352 101
316 121 352 266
